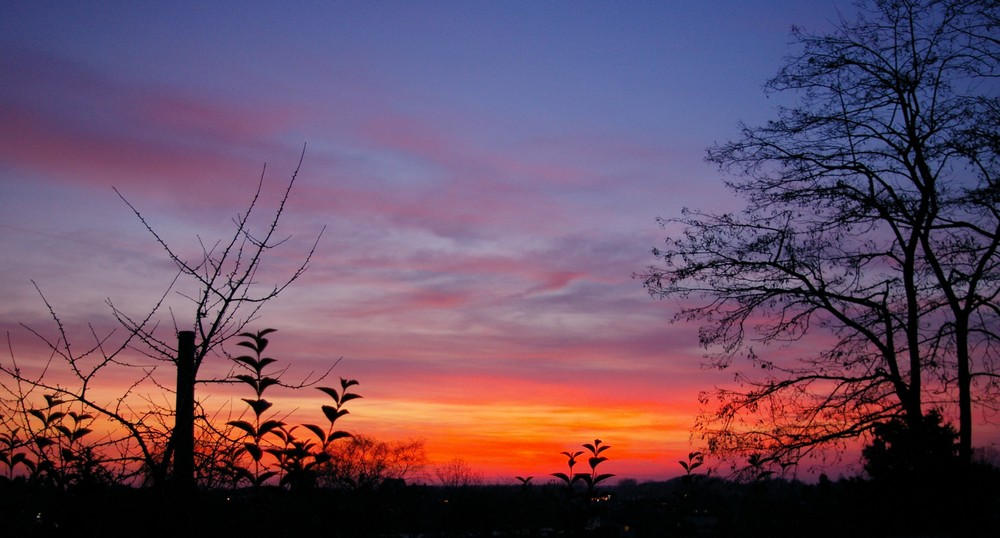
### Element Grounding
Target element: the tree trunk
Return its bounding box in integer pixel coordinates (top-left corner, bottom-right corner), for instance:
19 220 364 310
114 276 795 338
173 330 196 489
956 317 973 467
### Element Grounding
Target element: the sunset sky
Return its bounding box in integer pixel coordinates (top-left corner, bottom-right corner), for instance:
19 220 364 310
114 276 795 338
0 1 885 483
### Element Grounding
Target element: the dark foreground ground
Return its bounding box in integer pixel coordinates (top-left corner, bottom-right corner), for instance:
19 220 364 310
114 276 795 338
3 472 999 537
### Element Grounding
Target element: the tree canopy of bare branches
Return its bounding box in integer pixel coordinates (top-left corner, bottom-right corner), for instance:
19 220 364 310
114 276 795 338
1 149 326 486
638 0 999 471
319 435 427 490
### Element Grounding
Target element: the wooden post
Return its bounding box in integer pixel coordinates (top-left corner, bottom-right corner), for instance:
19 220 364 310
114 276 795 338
174 330 196 489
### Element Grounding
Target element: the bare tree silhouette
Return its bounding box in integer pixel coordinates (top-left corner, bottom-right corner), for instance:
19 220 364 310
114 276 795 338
639 0 1000 470
1 147 327 487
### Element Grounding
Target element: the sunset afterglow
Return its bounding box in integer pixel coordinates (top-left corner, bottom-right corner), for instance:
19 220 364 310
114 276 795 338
3 1 889 483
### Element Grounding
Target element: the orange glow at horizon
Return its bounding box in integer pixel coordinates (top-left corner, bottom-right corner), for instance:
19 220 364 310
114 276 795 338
274 389 703 483
2 331 712 484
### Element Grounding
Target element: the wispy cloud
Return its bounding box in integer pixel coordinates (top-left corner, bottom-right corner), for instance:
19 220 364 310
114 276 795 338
0 2 845 482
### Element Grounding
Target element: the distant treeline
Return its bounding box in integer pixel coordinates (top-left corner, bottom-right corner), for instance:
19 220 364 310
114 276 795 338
3 469 998 537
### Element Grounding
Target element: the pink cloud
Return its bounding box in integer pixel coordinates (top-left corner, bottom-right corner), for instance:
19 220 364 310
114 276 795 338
0 43 310 215
137 92 302 147
0 104 235 187
358 115 460 165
